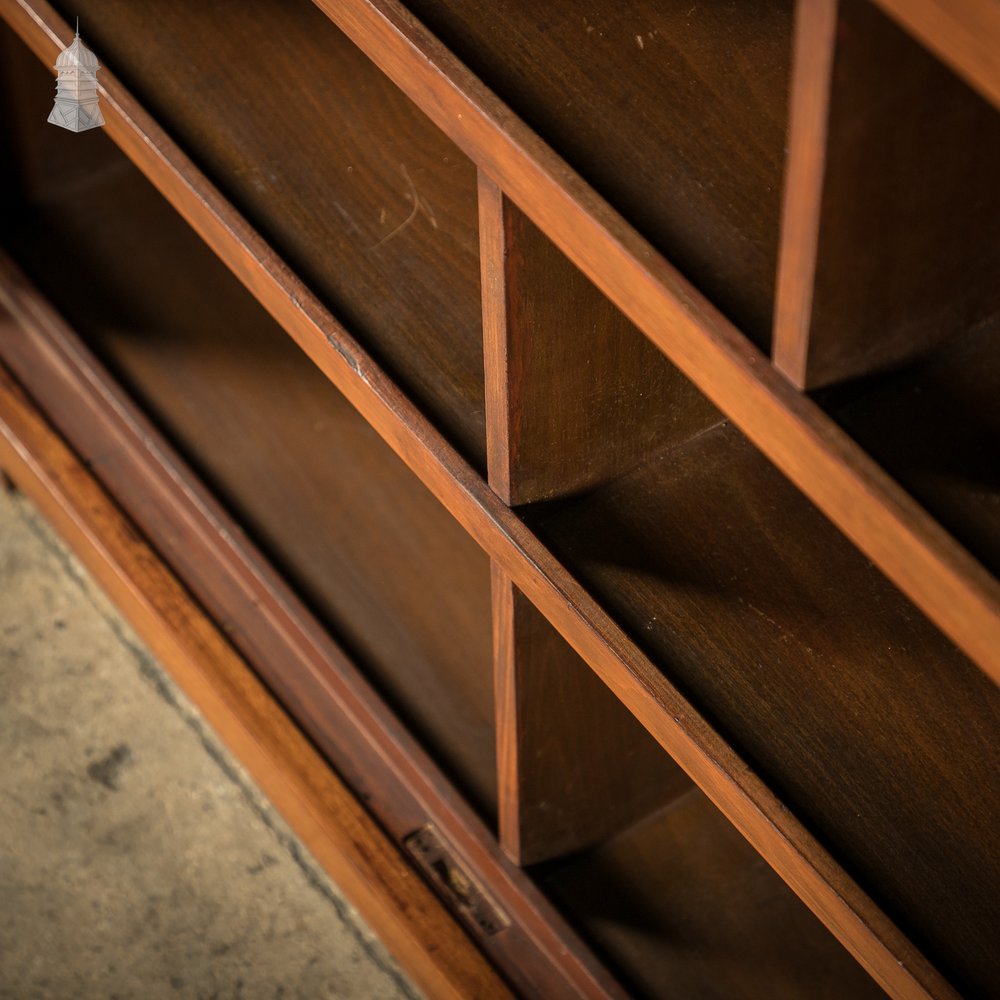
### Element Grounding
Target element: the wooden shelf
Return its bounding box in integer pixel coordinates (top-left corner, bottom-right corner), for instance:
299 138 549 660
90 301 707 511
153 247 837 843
9 0 995 679
2 3 998 998
50 0 486 469
539 790 887 1000
479 180 993 996
412 0 792 349
2 129 497 823
522 418 1000 997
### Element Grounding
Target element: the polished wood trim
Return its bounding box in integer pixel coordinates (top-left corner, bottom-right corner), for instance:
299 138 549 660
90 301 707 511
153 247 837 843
492 565 520 859
871 0 1000 111
0 290 955 1000
7 0 999 673
0 360 514 1000
0 256 626 1000
773 0 838 386
0 235 950 1000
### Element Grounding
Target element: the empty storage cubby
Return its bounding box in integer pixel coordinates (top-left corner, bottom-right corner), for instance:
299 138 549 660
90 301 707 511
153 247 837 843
480 185 1000 998
518 418 1000 997
522 426 1000 997
412 0 793 349
52 0 487 470
0 71 497 823
495 579 888 1000
775 0 1000 389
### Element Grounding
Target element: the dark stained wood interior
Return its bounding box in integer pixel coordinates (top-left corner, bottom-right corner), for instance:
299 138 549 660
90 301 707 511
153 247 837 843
823 316 1000 581
2 3 999 998
788 0 1000 388
538 788 888 1000
493 567 691 867
49 0 487 469
522 418 1000 997
409 0 792 349
1 123 497 823
480 179 720 506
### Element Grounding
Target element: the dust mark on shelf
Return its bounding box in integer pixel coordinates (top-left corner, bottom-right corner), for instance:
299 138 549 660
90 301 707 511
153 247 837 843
330 197 360 236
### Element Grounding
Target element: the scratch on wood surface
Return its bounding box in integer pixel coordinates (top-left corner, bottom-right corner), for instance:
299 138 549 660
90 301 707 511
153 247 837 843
370 164 436 250
739 597 815 656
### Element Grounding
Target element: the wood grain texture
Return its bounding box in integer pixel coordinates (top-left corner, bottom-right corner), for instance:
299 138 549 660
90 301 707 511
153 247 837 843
2 143 498 825
871 0 1000 111
784 0 1000 389
0 5 984 996
310 0 1000 678
524 421 1000 998
541 790 889 1000
0 362 513 1000
0 258 626 1000
48 0 487 470
480 173 720 506
493 566 690 866
414 0 792 349
7 0 997 682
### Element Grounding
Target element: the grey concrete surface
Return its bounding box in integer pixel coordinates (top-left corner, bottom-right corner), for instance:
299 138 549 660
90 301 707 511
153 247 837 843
0 487 421 1000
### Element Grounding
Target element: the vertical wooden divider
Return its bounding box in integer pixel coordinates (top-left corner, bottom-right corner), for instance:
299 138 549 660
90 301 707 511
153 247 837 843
492 566 691 866
773 0 838 388
775 0 1000 390
479 171 703 866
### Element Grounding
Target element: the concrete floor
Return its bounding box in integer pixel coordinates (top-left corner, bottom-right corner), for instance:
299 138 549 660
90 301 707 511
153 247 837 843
0 487 420 1000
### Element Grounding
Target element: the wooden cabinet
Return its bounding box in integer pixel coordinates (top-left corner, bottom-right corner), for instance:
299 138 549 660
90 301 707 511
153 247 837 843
1 2 997 997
